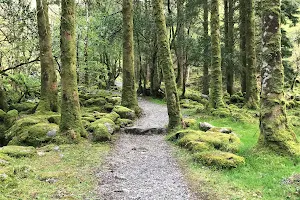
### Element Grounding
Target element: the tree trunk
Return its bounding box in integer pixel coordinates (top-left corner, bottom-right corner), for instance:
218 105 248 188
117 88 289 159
176 0 184 88
60 0 85 139
245 0 258 109
153 0 182 129
150 34 161 97
226 0 234 95
259 0 299 156
121 0 139 111
202 0 210 95
210 0 224 108
84 0 89 85
36 0 58 113
239 0 247 94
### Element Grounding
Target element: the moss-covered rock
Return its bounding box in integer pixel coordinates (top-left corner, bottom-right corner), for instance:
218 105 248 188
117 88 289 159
0 146 36 157
183 118 197 128
113 106 136 120
84 97 107 107
104 103 114 112
82 116 96 122
193 150 245 168
172 130 241 153
230 93 245 104
5 109 19 126
47 115 61 125
211 108 231 118
106 96 121 105
87 123 111 142
104 112 120 122
8 123 59 147
0 153 12 166
10 102 37 113
91 118 116 134
0 109 6 121
116 118 134 128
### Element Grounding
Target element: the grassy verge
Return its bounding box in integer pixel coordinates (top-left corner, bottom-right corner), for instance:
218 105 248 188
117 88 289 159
173 113 300 200
0 141 110 199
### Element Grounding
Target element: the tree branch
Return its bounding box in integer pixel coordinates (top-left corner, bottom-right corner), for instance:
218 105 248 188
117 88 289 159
0 57 40 75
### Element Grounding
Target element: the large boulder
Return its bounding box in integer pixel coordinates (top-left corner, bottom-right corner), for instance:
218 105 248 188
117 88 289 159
87 122 111 142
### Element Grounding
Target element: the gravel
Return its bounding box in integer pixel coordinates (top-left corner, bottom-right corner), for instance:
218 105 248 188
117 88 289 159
95 98 195 200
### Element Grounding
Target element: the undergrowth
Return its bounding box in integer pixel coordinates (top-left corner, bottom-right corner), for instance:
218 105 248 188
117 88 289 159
173 112 300 200
0 141 110 199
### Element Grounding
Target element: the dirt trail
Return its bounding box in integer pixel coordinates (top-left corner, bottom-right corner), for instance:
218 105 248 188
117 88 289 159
96 98 195 200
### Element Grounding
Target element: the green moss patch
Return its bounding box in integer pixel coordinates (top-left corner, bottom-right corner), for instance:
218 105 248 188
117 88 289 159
113 106 136 120
87 123 111 142
193 151 245 168
0 146 36 158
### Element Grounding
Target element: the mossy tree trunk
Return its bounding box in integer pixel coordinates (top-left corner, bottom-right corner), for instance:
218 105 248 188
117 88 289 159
36 0 58 113
239 0 247 94
245 0 258 109
259 0 299 156
202 0 210 95
121 0 139 111
84 0 89 86
210 0 224 108
223 0 229 92
153 0 182 129
60 0 85 139
176 0 184 88
0 83 8 111
226 0 234 96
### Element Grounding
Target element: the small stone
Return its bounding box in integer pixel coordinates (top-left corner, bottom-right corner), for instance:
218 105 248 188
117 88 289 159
37 151 45 156
219 128 232 134
53 146 60 151
47 129 57 137
199 122 214 131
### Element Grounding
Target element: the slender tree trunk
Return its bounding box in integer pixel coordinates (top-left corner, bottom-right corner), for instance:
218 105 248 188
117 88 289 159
226 0 234 95
202 0 210 95
84 1 89 85
36 0 58 113
176 0 184 88
259 0 299 156
153 0 182 129
210 0 224 108
150 34 161 97
223 0 229 92
239 0 247 94
60 0 85 139
121 0 139 111
245 0 258 109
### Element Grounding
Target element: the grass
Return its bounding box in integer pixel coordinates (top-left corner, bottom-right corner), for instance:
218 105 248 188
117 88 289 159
173 112 300 200
145 96 166 105
0 141 110 199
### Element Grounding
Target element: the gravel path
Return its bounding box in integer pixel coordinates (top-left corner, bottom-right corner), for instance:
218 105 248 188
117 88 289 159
96 98 195 200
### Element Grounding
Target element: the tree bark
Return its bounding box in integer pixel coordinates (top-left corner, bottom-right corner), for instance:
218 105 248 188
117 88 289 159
202 0 210 95
36 0 58 113
153 0 182 129
210 0 224 108
121 0 139 111
239 0 247 94
60 0 85 139
176 0 184 88
245 0 258 109
259 0 299 156
226 0 234 95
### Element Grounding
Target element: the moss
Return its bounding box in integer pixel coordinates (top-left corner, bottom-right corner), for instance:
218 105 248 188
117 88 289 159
116 118 134 128
84 97 106 107
5 109 19 127
0 146 36 158
104 103 114 112
82 116 96 122
81 120 90 128
0 109 6 121
10 102 36 113
87 123 111 142
230 93 245 104
47 115 61 125
91 118 116 134
193 150 245 168
113 106 135 120
183 118 197 128
174 130 241 153
8 123 59 147
104 112 120 122
211 108 231 118
106 96 121 105
186 141 213 152
0 153 11 166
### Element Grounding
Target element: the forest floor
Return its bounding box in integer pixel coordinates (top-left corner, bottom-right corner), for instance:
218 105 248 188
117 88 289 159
95 98 198 200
